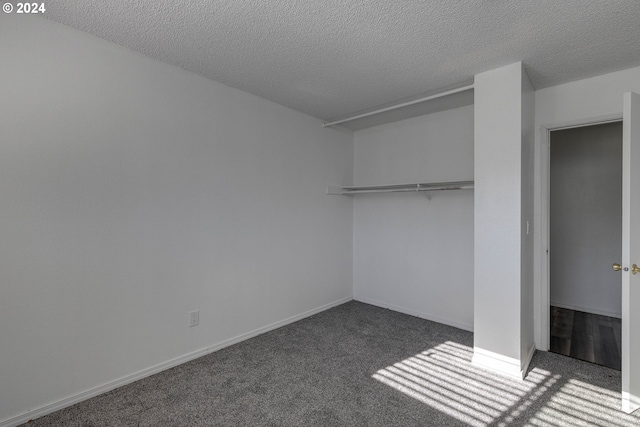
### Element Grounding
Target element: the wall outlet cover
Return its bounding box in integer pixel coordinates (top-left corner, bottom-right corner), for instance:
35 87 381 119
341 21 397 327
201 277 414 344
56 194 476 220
189 310 199 327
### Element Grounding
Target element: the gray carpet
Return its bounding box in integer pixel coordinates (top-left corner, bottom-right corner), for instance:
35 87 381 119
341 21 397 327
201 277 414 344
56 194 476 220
25 301 640 426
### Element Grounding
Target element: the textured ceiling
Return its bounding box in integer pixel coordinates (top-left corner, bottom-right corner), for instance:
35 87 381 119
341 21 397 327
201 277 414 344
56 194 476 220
43 1 640 127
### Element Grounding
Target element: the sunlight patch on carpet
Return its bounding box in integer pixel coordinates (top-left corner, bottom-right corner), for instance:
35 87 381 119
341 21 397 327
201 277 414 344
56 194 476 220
373 341 637 426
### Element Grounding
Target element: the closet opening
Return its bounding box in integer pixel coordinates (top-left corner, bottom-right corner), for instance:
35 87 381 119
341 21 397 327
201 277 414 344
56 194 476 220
548 121 623 370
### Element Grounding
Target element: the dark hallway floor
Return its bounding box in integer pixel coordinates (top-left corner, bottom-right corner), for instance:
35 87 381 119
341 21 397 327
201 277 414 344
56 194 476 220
550 305 622 370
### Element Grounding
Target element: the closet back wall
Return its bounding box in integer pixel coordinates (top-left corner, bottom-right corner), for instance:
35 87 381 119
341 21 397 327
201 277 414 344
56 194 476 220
353 106 474 331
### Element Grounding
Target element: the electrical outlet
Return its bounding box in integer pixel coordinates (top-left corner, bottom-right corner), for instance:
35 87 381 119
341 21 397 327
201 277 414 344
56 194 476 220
189 310 199 327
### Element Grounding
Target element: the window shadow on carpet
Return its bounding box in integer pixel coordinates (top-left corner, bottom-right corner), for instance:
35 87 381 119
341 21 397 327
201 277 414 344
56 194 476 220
373 341 640 426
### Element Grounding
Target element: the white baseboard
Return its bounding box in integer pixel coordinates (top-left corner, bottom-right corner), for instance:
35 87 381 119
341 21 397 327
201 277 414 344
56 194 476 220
0 296 352 427
550 301 621 319
472 347 533 380
354 296 474 332
622 391 640 414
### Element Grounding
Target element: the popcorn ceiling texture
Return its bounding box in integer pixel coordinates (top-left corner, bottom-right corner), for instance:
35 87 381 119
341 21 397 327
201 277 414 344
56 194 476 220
43 0 640 121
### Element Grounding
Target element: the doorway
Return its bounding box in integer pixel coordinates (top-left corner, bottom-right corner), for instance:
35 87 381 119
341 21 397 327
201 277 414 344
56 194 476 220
548 121 623 370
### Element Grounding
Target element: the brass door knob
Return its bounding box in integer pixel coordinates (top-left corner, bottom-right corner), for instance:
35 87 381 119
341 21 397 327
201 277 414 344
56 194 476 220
633 264 640 275
613 263 622 271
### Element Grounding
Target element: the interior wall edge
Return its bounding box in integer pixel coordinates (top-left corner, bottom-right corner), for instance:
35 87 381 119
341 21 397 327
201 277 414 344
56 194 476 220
522 342 536 376
0 296 353 427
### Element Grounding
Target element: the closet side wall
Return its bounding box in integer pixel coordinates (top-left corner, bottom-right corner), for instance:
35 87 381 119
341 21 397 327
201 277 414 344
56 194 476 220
473 62 532 378
353 106 474 331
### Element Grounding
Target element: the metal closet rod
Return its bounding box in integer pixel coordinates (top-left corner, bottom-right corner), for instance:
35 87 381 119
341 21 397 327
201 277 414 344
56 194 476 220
322 84 475 128
335 181 474 195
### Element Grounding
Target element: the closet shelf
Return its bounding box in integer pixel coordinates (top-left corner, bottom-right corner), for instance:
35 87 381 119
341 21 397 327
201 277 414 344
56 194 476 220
327 180 474 195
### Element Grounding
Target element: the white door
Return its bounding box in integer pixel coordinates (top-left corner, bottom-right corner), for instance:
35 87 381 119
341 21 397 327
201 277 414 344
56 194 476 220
621 91 640 414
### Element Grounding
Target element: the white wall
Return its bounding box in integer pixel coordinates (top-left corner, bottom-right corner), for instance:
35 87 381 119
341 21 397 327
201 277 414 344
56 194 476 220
352 106 474 331
534 65 640 348
473 62 534 378
0 15 353 425
536 66 640 129
549 123 622 318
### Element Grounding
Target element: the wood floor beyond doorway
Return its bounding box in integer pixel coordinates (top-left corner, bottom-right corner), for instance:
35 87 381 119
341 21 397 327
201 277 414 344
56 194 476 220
550 306 621 370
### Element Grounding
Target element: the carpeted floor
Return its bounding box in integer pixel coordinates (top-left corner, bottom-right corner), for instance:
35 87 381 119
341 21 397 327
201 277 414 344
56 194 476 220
24 301 640 426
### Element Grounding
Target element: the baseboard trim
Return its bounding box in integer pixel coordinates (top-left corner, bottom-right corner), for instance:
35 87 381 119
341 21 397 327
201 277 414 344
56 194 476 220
0 296 353 427
550 301 621 319
622 391 640 414
472 347 529 379
354 296 473 332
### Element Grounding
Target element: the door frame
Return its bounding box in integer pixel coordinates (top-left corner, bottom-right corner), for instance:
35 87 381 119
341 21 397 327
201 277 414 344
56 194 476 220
534 114 623 351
